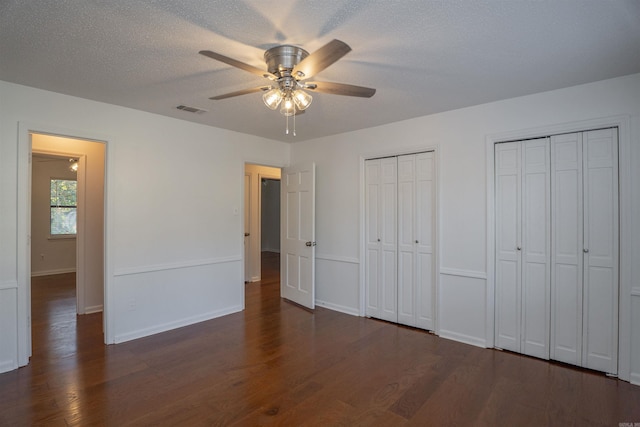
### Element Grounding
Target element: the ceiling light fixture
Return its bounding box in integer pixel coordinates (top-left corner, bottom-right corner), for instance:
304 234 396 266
261 76 312 136
201 40 376 137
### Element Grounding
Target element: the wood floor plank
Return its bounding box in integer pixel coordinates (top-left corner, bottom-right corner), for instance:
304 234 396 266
1 255 639 426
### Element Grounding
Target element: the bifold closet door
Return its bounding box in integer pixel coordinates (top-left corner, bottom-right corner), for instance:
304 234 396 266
365 152 436 330
495 138 550 358
397 152 436 329
365 158 398 322
551 128 618 374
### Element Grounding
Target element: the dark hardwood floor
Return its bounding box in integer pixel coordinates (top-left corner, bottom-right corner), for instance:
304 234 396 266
1 254 639 426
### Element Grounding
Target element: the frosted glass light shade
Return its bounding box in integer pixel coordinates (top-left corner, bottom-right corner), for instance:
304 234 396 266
292 89 312 110
280 96 295 116
262 88 282 110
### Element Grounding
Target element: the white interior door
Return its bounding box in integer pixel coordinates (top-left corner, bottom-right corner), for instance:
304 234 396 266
281 162 316 309
495 141 522 352
551 132 584 365
521 138 550 359
415 151 435 330
365 158 398 322
397 154 416 326
582 128 618 374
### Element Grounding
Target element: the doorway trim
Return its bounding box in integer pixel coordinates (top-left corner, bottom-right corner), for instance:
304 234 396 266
485 114 632 382
241 160 286 306
17 122 111 366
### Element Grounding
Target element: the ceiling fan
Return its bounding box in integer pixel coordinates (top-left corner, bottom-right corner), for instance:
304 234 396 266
199 39 376 134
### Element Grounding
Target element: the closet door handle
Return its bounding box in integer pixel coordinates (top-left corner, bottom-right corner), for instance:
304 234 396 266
583 248 589 253
516 246 521 251
377 238 381 242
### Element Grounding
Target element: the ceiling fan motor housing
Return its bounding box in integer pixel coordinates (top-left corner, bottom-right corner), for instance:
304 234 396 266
264 45 309 76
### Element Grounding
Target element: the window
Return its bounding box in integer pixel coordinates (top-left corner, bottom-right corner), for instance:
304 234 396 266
50 179 77 236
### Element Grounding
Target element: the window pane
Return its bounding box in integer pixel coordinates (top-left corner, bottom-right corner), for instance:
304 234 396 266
51 179 77 206
51 207 77 234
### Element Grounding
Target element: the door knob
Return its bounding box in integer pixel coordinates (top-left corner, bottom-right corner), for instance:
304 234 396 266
583 248 589 253
244 233 250 237
516 246 521 251
415 240 419 244
377 238 381 242
305 241 316 247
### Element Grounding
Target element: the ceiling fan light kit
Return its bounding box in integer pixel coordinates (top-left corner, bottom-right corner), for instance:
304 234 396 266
199 39 376 136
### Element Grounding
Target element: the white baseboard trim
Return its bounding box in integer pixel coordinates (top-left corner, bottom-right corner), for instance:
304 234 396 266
630 372 640 387
114 305 243 344
438 329 488 348
83 305 103 314
316 299 359 316
0 359 17 374
31 268 76 277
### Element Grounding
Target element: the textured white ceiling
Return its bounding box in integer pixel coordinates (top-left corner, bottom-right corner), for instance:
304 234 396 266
1 1 639 142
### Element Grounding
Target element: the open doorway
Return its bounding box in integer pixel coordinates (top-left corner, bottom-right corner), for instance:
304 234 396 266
29 133 105 360
244 164 280 286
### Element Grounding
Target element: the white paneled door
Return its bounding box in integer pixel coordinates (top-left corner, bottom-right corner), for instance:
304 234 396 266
281 162 316 309
365 151 436 331
365 158 398 322
496 128 619 375
494 138 550 358
550 129 619 374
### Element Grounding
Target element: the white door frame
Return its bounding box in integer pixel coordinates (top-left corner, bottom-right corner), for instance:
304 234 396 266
241 161 285 305
485 115 632 382
358 144 440 332
17 122 111 366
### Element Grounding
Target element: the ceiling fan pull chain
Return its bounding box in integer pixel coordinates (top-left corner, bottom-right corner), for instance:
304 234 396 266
285 113 289 135
293 106 297 136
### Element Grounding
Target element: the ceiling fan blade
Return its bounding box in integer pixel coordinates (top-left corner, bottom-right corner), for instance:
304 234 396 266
292 39 352 79
199 50 276 80
209 86 271 100
305 81 376 98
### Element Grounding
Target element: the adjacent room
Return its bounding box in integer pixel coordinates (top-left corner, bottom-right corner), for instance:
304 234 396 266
1 1 639 425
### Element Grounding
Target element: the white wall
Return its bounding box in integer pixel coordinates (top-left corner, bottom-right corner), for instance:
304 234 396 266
290 73 640 382
31 155 77 276
0 81 290 373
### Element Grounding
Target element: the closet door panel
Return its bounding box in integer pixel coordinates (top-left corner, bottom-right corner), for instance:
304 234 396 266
521 139 550 359
495 142 521 352
416 152 435 330
582 128 618 374
380 158 398 322
551 133 583 365
365 161 381 317
397 155 416 326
